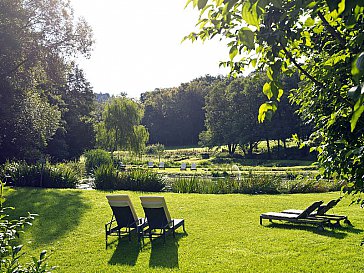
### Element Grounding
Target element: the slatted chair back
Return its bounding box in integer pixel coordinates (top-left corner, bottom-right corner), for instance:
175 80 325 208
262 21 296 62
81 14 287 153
140 196 172 229
106 195 138 228
297 200 324 219
317 197 342 215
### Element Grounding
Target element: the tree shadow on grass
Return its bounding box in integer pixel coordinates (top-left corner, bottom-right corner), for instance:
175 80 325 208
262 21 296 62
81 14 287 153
108 237 141 266
264 222 362 239
146 232 188 269
5 187 90 245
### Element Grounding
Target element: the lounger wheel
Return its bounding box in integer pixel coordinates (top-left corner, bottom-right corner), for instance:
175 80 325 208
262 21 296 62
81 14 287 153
344 219 353 226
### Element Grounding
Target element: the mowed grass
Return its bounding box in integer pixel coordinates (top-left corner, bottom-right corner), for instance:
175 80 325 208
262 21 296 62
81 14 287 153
4 188 364 273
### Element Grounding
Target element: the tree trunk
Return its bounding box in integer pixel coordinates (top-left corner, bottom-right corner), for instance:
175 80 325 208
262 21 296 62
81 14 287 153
246 142 252 158
228 144 237 156
266 139 271 159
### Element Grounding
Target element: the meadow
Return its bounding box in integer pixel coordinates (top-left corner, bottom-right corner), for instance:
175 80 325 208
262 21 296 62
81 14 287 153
5 188 364 273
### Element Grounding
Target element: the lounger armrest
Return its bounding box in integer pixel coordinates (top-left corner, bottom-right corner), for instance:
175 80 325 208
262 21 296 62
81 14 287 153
105 218 116 230
162 219 174 229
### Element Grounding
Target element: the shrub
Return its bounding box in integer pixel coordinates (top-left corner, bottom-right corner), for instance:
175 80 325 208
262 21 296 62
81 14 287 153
94 166 165 192
171 176 200 193
3 162 77 188
56 160 85 180
93 164 118 190
84 149 113 174
169 174 343 195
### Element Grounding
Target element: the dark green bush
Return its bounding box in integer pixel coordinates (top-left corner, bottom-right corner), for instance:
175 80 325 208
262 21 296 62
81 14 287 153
56 160 85 180
84 149 113 174
3 162 77 188
94 166 165 191
93 164 118 190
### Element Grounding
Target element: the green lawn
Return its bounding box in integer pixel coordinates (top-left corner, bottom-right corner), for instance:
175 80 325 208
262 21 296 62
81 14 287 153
4 188 364 273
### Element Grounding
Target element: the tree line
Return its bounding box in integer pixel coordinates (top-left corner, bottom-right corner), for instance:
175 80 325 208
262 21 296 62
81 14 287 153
141 73 312 156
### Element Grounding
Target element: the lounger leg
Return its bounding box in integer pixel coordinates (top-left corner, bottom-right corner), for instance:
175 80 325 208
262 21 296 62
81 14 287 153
260 217 262 225
344 219 353 226
317 223 324 231
183 222 186 233
105 226 108 249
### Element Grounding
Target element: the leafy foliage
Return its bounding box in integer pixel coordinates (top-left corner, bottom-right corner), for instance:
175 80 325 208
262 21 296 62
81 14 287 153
141 75 221 146
83 149 113 175
2 162 78 188
170 174 342 194
0 0 93 162
94 166 165 192
202 73 310 156
96 97 148 153
186 0 364 200
47 65 96 161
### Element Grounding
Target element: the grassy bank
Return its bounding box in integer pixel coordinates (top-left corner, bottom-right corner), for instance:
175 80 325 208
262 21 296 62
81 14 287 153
4 188 364 273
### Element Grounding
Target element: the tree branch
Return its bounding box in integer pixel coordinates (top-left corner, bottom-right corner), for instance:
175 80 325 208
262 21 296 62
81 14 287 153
317 11 346 46
281 46 325 89
281 46 352 107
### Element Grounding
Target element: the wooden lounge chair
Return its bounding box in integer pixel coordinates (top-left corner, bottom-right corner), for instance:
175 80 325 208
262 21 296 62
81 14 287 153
180 163 187 171
105 195 147 247
282 197 352 227
260 201 329 230
148 162 154 168
140 196 186 242
191 163 197 171
159 162 165 169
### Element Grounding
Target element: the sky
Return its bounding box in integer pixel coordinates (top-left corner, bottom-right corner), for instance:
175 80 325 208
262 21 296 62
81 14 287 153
71 0 231 99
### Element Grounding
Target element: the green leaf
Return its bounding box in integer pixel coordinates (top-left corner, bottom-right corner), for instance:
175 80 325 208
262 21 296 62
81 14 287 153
242 1 260 30
251 58 257 67
185 0 194 8
238 28 255 50
351 93 364 132
229 46 238 60
304 17 315 26
337 0 345 15
267 67 273 80
263 82 273 99
198 0 208 10
258 101 277 123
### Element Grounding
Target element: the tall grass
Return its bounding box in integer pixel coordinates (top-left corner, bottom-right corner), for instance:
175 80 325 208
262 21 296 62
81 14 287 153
84 149 113 174
94 166 165 192
2 161 78 188
170 174 343 194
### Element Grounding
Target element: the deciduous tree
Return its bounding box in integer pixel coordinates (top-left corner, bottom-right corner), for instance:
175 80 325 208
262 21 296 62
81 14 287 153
186 0 364 199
